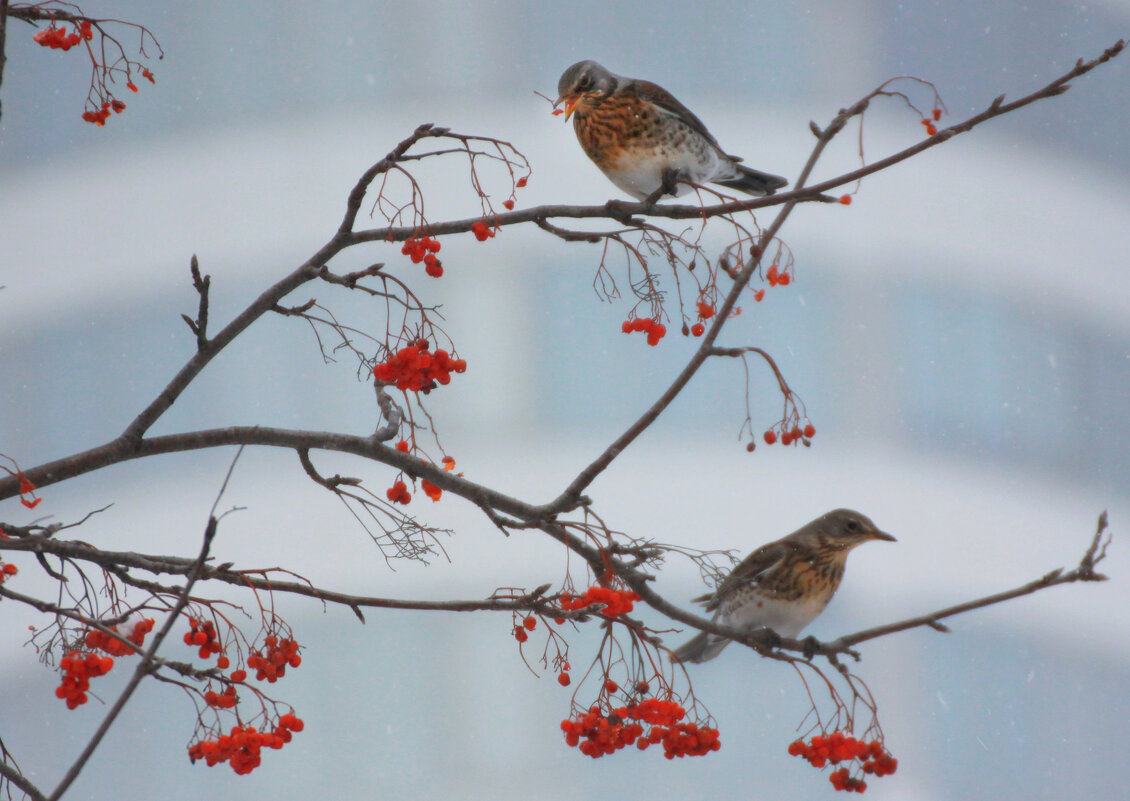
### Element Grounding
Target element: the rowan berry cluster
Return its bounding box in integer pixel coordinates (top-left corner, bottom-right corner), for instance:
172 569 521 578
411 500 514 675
372 339 467 393
247 635 301 683
80 99 127 125
512 614 538 643
558 586 641 617
561 698 721 759
765 263 792 287
12 471 41 509
921 108 942 136
787 732 897 793
33 20 93 51
388 444 454 504
690 301 716 337
183 617 223 659
471 221 496 241
401 236 443 277
0 562 17 583
386 479 411 504
55 651 114 709
763 422 816 446
85 617 155 656
620 317 667 346
204 684 238 709
187 713 304 775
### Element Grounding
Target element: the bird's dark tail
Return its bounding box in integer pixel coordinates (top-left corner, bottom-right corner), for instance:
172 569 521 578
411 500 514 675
718 164 788 197
671 630 731 664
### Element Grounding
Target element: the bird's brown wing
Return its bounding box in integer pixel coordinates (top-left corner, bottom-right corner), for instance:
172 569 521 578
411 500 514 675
692 540 792 611
627 79 724 150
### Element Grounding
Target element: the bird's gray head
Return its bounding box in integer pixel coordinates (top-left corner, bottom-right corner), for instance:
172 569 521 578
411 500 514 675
556 61 619 118
815 508 896 549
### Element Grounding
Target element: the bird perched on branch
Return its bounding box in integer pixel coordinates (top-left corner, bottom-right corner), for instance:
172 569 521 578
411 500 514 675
555 60 788 201
672 509 895 664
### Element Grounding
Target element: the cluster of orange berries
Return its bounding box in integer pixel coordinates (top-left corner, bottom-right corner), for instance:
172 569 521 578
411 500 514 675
512 614 538 643
55 651 114 709
247 635 301 683
80 99 126 125
372 339 467 393
561 698 721 759
921 108 942 136
559 586 641 618
33 20 93 50
471 221 496 241
687 301 716 337
388 443 455 504
765 263 792 288
621 317 667 346
0 561 17 583
499 176 530 210
401 236 444 277
204 684 238 709
183 617 223 659
85 617 155 656
386 479 412 504
763 422 816 447
13 471 41 509
188 713 304 775
788 732 897 793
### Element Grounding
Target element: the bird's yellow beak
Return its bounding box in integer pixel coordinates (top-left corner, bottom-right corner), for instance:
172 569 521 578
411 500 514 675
557 96 578 121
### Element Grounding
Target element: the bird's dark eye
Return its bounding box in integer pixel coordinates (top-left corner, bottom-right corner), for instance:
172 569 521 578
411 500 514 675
846 519 861 533
576 74 593 91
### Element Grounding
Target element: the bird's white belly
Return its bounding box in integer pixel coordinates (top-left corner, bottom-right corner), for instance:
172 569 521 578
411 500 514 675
607 147 728 200
718 594 829 639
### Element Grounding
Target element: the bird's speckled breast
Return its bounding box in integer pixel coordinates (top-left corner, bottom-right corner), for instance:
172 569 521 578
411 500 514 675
571 94 721 199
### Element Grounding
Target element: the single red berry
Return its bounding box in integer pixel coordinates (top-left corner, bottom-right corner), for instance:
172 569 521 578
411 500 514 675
502 199 515 210
691 322 705 337
558 672 571 687
516 176 528 188
763 430 777 445
803 424 815 438
839 194 852 205
523 616 537 631
933 107 942 121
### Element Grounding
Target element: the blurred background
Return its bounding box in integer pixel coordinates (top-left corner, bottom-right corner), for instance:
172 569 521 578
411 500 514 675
1 1 1128 799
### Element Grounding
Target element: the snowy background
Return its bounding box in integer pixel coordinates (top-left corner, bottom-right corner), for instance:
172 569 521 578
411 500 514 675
1 2 1128 799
